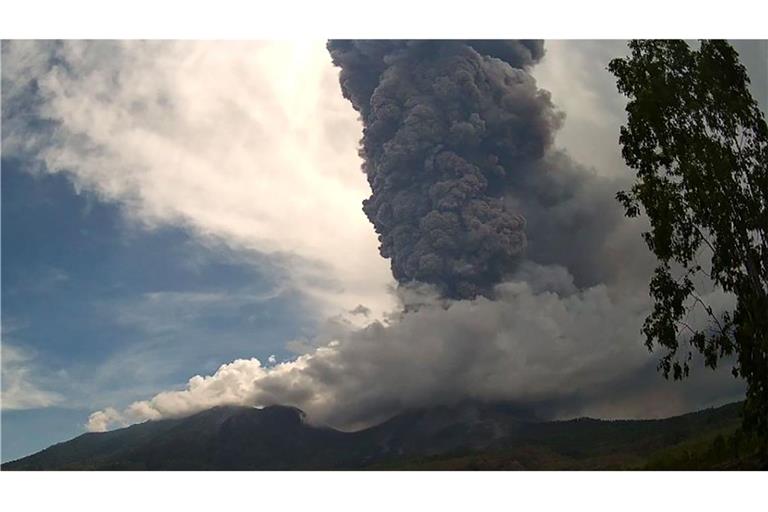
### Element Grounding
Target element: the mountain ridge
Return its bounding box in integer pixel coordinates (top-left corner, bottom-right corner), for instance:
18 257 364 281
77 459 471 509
3 400 763 470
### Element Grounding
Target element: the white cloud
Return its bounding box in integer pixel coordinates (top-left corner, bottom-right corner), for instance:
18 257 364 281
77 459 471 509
3 40 396 319
1 344 62 410
87 357 267 431
85 407 124 433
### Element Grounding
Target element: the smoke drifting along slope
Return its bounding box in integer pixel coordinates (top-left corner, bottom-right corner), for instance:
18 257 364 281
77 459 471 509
327 40 562 299
86 270 742 433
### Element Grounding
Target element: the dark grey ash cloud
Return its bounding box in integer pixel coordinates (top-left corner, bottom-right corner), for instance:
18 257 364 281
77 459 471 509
327 40 564 299
327 40 637 299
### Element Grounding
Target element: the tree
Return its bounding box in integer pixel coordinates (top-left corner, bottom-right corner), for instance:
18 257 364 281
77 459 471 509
608 40 768 448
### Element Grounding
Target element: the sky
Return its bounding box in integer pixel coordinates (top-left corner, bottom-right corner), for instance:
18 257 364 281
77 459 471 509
1 40 766 462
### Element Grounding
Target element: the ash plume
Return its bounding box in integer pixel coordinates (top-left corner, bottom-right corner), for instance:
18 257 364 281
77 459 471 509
327 40 562 299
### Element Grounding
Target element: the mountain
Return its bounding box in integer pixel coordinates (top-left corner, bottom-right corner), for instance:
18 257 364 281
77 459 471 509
3 401 764 470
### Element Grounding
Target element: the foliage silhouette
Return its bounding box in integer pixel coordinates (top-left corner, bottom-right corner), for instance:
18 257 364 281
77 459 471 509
609 40 768 452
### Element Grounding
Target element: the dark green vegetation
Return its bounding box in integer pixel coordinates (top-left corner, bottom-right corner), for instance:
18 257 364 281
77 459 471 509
609 40 768 446
3 401 764 470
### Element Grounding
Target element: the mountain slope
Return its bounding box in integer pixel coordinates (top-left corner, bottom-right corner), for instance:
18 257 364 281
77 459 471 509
3 401 763 470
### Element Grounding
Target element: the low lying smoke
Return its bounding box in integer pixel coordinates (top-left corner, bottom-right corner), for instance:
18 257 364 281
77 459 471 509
87 263 742 432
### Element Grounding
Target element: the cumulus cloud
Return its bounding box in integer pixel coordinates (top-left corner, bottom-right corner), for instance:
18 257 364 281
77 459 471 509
1 344 62 410
86 357 271 431
2 40 396 319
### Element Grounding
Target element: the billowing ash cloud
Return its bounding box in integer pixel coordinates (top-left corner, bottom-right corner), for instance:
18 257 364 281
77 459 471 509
327 40 563 299
86 267 743 432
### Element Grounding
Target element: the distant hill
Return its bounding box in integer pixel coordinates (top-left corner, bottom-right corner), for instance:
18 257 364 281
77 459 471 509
3 401 764 470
